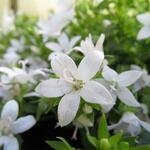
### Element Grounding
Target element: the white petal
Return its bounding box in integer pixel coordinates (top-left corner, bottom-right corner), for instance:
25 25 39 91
0 67 13 75
101 103 115 112
118 71 142 87
1 100 18 121
102 65 118 82
70 36 81 47
137 13 150 26
12 115 36 134
95 33 105 51
58 33 69 49
108 123 120 130
35 79 71 97
50 53 78 77
79 81 114 105
0 136 19 150
46 42 62 52
121 112 138 123
117 87 141 107
137 27 150 40
138 120 150 132
78 51 104 81
58 92 80 127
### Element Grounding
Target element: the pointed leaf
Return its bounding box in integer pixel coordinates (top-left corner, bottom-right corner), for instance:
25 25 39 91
109 131 123 146
98 113 109 140
86 134 98 147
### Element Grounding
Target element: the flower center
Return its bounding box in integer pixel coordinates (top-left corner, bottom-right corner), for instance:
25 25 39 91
73 79 83 90
0 118 13 136
63 69 84 90
109 80 118 91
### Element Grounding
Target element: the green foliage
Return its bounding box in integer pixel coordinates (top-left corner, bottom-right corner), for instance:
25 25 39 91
68 0 150 71
86 114 150 150
46 137 75 150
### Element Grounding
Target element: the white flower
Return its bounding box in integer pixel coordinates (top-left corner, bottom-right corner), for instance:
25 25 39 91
0 64 46 84
109 112 150 136
37 8 74 37
103 19 112 27
46 33 80 54
131 65 150 91
75 34 105 55
48 0 76 13
101 65 142 107
7 37 26 53
0 100 36 150
0 13 14 34
36 51 114 126
3 52 20 65
136 13 150 40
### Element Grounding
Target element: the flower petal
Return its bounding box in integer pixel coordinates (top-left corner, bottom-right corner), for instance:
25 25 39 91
35 79 71 97
79 81 114 105
58 92 80 127
0 136 19 150
95 33 105 51
46 42 62 52
118 87 141 107
1 100 18 121
136 13 150 26
102 65 118 82
78 51 104 81
58 33 69 49
50 53 78 78
137 27 150 40
118 71 142 87
12 115 36 134
101 103 115 113
70 36 81 47
138 120 150 132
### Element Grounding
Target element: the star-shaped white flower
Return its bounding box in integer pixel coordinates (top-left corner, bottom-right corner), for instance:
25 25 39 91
46 33 80 54
0 100 36 150
136 12 150 40
36 51 114 126
109 112 150 136
101 65 142 107
0 64 46 84
131 65 150 91
37 8 74 37
7 37 26 53
75 33 105 55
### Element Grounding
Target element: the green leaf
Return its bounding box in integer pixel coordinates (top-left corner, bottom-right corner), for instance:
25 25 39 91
46 141 70 150
46 137 75 150
57 137 74 149
118 142 130 150
99 138 111 150
98 113 109 140
86 134 98 147
109 131 123 147
130 145 150 150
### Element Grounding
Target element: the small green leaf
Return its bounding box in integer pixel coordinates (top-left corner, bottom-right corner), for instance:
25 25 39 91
99 138 111 150
118 142 130 150
98 113 109 140
86 134 98 147
46 141 70 150
130 145 150 150
109 131 123 146
57 137 74 149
